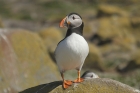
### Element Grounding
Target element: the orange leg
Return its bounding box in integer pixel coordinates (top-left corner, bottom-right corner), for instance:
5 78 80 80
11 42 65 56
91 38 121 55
61 73 73 89
74 70 84 83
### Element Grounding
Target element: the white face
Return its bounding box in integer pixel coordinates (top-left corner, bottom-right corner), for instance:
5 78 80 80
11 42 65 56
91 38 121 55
66 14 82 28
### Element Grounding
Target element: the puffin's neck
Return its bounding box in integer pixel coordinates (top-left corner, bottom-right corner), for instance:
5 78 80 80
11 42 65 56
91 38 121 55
65 22 84 38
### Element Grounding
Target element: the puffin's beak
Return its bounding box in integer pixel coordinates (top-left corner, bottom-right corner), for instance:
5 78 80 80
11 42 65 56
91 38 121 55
59 17 67 27
59 17 71 28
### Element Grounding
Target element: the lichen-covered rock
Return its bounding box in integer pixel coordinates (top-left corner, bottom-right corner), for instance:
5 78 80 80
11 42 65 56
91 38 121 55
131 17 140 28
98 17 131 38
92 16 137 70
38 27 63 62
20 78 140 93
97 17 136 51
97 4 129 17
0 29 60 92
51 79 140 93
83 19 98 39
38 27 63 48
95 7 135 52
133 50 140 66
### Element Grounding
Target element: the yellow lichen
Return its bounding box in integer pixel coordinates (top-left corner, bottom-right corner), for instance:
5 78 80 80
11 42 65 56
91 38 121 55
38 27 63 48
9 29 60 90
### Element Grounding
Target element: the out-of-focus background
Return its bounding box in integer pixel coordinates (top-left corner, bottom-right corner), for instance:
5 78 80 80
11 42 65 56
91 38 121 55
0 0 140 93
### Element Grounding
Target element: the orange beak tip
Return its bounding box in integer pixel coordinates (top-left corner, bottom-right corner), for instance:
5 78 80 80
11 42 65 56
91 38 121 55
59 17 66 28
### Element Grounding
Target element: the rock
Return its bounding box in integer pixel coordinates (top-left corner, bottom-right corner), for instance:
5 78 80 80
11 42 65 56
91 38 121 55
98 17 131 39
0 29 60 92
38 27 63 48
90 17 136 70
95 5 136 51
131 48 140 60
97 17 136 51
83 19 99 39
38 27 63 61
97 4 129 17
84 43 104 71
131 17 140 28
97 17 119 39
20 78 140 93
117 50 140 73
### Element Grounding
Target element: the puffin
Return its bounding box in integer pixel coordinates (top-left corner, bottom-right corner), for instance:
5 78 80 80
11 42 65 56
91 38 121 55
55 13 89 89
81 71 99 79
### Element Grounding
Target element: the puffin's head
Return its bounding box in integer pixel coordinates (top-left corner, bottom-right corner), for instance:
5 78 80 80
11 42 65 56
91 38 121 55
59 13 83 29
81 71 99 79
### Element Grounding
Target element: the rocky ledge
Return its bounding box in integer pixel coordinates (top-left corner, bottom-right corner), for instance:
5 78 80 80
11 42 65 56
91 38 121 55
20 78 140 93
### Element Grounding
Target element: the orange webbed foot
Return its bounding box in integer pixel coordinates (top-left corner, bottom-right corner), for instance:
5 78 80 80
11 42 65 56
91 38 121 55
63 80 73 89
73 78 84 83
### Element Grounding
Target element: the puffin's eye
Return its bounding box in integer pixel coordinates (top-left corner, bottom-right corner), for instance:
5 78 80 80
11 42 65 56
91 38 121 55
72 16 75 20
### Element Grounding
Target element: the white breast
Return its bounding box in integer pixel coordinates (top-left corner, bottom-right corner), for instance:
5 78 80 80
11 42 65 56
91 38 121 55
55 33 89 72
